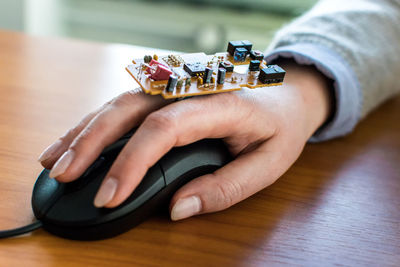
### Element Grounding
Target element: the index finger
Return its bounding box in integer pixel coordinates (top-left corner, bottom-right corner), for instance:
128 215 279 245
94 93 271 208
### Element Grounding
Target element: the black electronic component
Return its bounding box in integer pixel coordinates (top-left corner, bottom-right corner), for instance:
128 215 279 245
166 75 178 92
227 40 253 56
249 60 261 72
241 40 253 52
183 62 206 77
250 50 264 61
144 55 152 63
258 65 286 84
185 77 191 87
219 61 234 72
204 67 213 84
227 40 243 56
217 68 226 85
234 48 248 62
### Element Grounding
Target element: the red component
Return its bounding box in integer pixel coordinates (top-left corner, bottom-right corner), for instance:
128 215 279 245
151 64 173 81
146 59 165 72
146 59 172 81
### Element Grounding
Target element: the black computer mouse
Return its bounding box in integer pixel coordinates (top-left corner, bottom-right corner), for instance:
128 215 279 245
31 130 232 240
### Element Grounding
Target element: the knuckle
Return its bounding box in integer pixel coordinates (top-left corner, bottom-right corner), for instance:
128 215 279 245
69 123 103 151
60 126 80 143
214 177 245 209
60 111 98 143
144 110 178 134
111 89 144 107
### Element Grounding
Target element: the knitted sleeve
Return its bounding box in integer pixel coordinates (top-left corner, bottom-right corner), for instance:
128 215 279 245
265 0 400 141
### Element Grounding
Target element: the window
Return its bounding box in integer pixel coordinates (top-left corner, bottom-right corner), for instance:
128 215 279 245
26 0 317 52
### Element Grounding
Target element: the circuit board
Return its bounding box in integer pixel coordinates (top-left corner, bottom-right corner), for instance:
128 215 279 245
126 40 285 99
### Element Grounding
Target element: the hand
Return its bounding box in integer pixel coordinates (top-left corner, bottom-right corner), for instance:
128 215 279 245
38 62 331 221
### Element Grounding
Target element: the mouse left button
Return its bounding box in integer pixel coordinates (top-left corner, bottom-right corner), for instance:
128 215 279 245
32 169 66 219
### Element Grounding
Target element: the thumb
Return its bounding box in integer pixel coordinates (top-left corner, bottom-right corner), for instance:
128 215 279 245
169 138 294 221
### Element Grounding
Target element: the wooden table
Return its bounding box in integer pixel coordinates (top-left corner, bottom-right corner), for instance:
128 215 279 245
0 30 399 266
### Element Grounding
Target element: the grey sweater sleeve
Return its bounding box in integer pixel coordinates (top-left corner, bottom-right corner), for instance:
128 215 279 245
266 0 400 138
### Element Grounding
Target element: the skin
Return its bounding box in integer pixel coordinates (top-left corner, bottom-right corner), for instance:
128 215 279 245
39 60 332 220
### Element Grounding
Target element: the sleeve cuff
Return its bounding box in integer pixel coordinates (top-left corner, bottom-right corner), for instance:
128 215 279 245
265 43 362 142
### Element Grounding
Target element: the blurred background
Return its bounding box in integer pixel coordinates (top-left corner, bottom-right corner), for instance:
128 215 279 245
0 0 317 53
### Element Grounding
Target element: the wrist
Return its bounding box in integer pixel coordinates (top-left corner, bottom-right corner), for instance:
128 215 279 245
277 59 333 137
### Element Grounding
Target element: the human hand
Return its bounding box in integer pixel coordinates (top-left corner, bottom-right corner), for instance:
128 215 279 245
38 62 331 221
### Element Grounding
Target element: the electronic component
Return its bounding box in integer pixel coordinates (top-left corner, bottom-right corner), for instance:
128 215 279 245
258 65 286 84
250 50 264 61
176 79 184 89
184 62 206 77
185 78 191 88
204 67 213 84
166 75 178 92
241 40 253 52
249 60 261 72
197 76 203 86
163 54 184 67
217 68 226 85
144 55 152 63
219 61 234 72
126 40 285 99
234 48 248 62
146 60 173 81
227 40 253 56
227 41 242 56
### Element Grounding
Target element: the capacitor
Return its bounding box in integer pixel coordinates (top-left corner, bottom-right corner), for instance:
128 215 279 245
204 67 213 84
217 68 226 85
144 55 152 63
166 75 178 92
176 79 184 89
185 77 191 87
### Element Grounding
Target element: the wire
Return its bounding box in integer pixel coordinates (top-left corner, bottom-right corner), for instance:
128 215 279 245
0 220 43 239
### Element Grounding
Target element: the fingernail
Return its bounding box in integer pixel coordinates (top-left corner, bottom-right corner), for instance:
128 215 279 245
49 150 74 178
171 196 202 221
94 177 118 208
38 140 63 162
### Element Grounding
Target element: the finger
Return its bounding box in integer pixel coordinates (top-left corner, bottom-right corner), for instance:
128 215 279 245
94 92 274 208
169 135 303 220
39 105 106 169
49 90 169 182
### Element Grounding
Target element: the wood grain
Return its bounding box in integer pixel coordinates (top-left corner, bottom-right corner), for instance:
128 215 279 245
0 30 399 267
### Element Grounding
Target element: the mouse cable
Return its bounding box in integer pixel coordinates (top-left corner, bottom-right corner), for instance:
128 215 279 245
0 220 43 239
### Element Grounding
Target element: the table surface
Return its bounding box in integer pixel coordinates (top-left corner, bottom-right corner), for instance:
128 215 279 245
0 30 399 267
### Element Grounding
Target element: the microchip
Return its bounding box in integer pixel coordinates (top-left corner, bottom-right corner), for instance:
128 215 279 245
219 61 234 72
184 62 206 77
227 40 253 56
249 60 261 71
241 40 253 52
250 50 264 61
234 48 248 62
258 65 286 84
